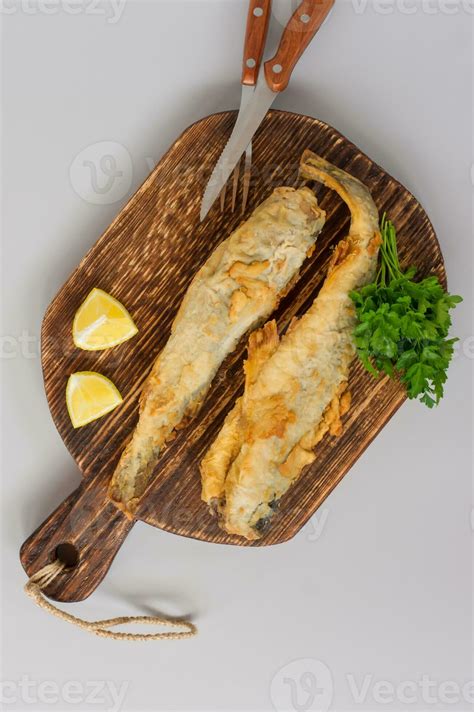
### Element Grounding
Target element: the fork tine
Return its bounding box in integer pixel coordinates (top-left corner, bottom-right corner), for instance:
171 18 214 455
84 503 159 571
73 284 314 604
219 183 227 212
219 147 251 215
231 159 241 213
241 142 252 214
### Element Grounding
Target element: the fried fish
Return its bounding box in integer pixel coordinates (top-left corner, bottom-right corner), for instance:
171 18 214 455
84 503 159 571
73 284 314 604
109 186 325 515
200 151 381 539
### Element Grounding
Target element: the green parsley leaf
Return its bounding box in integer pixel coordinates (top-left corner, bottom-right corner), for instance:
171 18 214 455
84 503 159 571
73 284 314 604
350 215 462 407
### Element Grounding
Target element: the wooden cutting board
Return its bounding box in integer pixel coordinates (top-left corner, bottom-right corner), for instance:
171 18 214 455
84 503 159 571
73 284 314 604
20 110 446 602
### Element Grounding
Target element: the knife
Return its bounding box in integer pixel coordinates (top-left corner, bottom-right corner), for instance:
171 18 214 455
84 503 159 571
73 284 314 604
200 0 335 222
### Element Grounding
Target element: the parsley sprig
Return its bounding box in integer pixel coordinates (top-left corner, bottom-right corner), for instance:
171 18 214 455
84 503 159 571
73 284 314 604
350 215 462 407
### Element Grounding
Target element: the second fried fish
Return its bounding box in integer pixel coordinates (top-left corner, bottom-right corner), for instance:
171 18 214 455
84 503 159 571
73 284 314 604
201 151 381 539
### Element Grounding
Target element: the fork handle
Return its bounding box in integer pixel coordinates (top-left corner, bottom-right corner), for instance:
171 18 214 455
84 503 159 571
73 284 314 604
241 0 272 86
264 0 334 92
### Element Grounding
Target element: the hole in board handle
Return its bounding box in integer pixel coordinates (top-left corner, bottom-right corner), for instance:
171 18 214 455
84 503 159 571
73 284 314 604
55 543 80 569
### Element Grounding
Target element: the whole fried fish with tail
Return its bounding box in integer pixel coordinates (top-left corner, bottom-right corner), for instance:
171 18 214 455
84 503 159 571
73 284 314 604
109 186 325 515
200 151 381 540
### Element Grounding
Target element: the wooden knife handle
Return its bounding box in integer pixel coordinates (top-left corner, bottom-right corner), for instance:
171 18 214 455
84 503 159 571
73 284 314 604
241 0 272 86
20 471 134 602
264 0 334 92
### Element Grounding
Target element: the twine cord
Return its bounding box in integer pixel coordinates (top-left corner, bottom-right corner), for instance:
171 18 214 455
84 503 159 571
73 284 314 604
24 560 197 641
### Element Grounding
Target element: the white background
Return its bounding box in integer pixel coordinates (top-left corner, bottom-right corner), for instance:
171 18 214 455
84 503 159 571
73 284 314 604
1 1 473 710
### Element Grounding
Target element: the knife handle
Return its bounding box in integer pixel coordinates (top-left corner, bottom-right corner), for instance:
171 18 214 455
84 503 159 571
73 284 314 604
264 0 334 92
241 0 272 86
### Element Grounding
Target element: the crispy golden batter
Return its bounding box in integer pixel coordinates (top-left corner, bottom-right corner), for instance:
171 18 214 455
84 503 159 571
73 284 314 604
109 187 325 515
200 151 381 540
201 320 281 506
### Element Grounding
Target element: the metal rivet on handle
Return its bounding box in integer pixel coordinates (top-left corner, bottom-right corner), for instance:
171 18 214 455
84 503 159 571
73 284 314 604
253 6 264 16
300 13 311 23
246 58 256 68
272 64 283 74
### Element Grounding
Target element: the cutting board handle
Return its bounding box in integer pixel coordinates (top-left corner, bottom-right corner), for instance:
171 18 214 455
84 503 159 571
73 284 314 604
20 472 134 602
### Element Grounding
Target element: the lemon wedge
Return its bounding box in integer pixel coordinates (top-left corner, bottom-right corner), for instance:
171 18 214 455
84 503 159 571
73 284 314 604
73 288 138 351
66 371 123 428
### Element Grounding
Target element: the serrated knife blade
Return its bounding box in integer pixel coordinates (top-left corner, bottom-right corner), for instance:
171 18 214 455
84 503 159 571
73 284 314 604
200 73 276 222
200 0 335 221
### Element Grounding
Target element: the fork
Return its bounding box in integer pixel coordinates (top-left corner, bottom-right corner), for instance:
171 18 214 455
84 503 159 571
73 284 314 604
219 0 272 215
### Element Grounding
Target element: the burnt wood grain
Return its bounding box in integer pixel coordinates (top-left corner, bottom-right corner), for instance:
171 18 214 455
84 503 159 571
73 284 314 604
20 111 446 602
